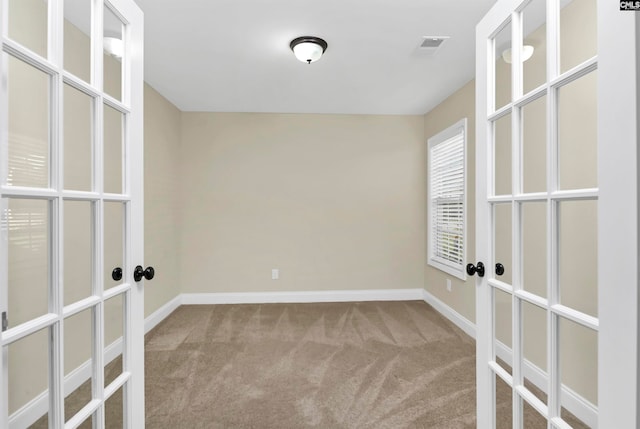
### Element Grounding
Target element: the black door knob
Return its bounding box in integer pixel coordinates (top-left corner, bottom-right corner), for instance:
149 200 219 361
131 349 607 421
466 262 485 277
134 265 144 282
144 266 155 280
495 263 505 276
112 267 123 281
134 265 155 282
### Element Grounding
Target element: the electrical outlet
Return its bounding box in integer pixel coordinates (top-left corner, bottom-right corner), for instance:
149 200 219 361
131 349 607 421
272 269 279 280
446 279 452 292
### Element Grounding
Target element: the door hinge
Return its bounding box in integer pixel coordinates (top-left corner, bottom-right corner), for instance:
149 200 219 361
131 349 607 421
2 312 8 332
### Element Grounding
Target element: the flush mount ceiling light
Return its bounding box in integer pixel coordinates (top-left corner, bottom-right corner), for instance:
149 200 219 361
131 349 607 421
290 36 328 64
502 45 534 63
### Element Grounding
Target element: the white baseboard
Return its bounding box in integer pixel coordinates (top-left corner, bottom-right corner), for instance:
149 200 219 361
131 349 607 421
422 289 476 339
145 294 182 333
495 341 598 428
181 288 425 305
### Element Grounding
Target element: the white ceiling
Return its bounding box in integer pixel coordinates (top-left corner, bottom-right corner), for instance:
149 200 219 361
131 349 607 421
133 0 495 115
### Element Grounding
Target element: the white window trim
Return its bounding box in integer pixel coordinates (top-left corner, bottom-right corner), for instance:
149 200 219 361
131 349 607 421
427 118 467 281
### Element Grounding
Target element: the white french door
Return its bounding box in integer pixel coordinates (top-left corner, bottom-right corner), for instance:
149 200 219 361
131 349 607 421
0 0 144 428
476 1 639 428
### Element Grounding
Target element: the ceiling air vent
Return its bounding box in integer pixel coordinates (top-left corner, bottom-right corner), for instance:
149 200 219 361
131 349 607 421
418 36 450 55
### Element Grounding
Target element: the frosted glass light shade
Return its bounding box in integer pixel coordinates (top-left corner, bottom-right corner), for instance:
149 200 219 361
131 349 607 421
502 45 534 63
293 42 323 63
290 36 328 64
104 37 123 59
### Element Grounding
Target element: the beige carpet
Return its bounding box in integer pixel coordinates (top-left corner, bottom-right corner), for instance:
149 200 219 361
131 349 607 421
33 301 591 428
145 301 478 428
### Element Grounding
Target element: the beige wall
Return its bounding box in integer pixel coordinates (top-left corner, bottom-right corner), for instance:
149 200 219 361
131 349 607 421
424 80 476 323
144 85 182 317
179 113 426 294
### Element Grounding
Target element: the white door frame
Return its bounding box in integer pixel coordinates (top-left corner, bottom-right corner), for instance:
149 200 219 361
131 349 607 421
0 0 144 427
596 8 639 428
475 2 639 428
116 0 145 427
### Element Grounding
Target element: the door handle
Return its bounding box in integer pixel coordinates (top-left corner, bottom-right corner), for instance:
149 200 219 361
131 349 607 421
112 267 123 281
495 263 505 276
466 262 485 277
144 266 155 280
134 265 155 282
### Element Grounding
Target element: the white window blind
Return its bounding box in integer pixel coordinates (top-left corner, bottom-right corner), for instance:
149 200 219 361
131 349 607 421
428 119 466 279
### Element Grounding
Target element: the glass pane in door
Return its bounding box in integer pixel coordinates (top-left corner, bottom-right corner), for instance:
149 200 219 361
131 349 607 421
64 200 93 305
559 317 597 425
521 202 546 298
521 95 546 194
63 0 92 83
521 301 547 405
558 199 597 317
104 293 124 386
64 308 94 422
103 5 124 101
3 198 50 327
105 386 124 427
7 55 50 188
494 20 512 111
494 114 512 196
560 0 597 74
495 374 512 429
8 328 49 418
558 71 598 191
522 0 546 94
64 84 93 191
561 405 591 429
494 287 513 374
104 105 124 194
521 398 546 428
7 0 48 58
104 202 124 290
494 203 512 285
77 414 94 429
560 407 595 429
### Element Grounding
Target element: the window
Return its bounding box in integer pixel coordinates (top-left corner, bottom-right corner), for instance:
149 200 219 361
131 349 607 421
428 118 467 280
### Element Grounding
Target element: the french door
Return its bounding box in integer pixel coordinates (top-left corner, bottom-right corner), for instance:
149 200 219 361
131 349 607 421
476 1 639 428
0 0 144 427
